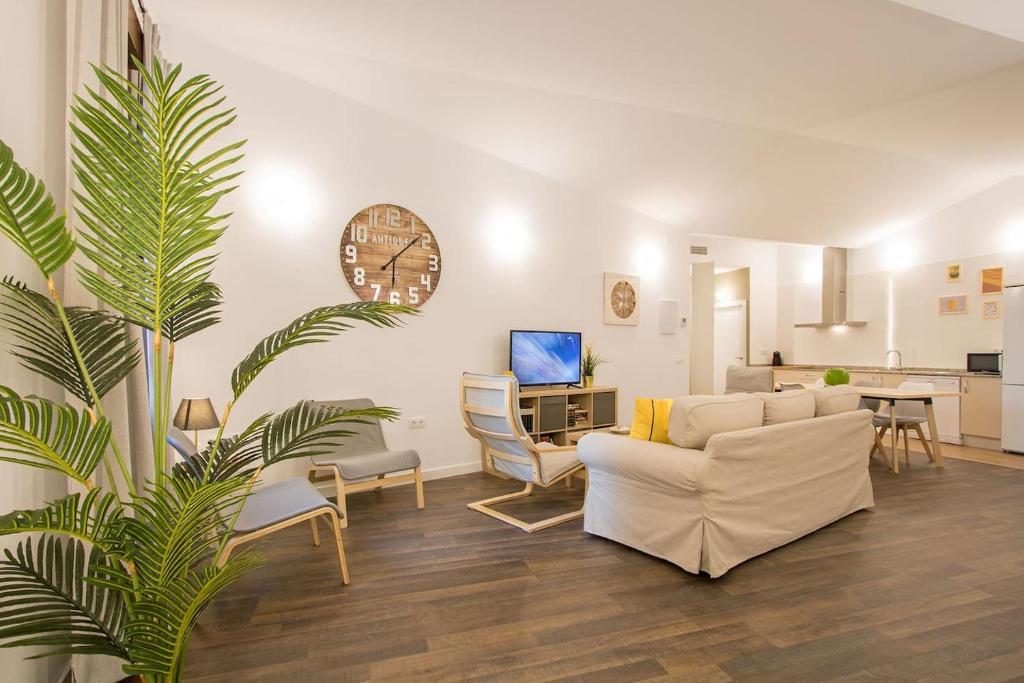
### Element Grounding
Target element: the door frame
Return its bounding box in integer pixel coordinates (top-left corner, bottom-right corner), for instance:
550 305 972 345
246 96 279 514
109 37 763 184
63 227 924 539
714 299 748 394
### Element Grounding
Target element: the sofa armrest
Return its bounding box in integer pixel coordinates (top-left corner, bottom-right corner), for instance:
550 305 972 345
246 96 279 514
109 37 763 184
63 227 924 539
576 433 707 492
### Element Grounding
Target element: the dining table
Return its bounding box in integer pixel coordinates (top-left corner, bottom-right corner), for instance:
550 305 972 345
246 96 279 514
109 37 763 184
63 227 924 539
855 386 962 473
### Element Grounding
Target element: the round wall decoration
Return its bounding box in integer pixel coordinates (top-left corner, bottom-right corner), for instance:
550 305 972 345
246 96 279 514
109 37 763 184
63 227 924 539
339 204 441 308
603 272 640 325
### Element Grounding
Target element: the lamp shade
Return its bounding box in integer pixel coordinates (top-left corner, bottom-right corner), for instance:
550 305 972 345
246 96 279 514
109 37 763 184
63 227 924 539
173 398 220 431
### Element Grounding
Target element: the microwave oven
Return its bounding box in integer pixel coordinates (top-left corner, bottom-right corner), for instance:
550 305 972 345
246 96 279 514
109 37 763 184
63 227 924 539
966 352 1001 374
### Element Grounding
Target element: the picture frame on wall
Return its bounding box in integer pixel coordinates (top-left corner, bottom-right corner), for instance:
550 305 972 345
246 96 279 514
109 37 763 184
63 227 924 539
946 263 961 282
603 272 639 325
938 294 968 316
982 299 1001 320
981 266 1004 295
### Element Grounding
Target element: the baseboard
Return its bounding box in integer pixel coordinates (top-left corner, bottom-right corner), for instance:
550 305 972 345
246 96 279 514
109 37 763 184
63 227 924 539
963 435 1001 451
309 460 483 495
421 461 482 481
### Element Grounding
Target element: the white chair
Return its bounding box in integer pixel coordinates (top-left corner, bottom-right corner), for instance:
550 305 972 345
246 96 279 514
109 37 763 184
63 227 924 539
852 378 888 460
724 366 773 394
876 381 934 467
460 372 584 532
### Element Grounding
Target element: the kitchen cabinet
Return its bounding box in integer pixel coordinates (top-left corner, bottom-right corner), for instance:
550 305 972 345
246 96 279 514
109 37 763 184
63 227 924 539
961 375 1002 439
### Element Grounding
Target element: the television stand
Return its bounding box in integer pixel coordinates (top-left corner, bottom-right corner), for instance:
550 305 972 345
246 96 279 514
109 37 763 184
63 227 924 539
482 385 618 478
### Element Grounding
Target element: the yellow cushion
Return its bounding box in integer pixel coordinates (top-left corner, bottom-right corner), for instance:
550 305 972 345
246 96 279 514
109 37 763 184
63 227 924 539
629 397 673 444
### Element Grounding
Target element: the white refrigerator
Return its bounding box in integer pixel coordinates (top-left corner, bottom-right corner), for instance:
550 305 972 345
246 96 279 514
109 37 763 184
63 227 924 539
1003 284 1024 453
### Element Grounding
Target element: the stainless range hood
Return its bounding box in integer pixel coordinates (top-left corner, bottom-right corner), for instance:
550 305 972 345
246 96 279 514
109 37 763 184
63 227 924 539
795 247 867 328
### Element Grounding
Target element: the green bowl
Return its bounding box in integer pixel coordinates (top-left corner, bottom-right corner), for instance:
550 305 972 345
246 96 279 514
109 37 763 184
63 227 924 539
823 368 850 386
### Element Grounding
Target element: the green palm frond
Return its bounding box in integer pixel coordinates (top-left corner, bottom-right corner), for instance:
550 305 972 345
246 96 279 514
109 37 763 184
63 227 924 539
0 535 129 660
261 401 399 469
0 277 141 405
0 386 111 485
122 554 261 679
0 489 122 547
230 302 413 399
119 477 250 587
69 59 243 341
173 412 271 481
175 403 400 482
0 140 76 277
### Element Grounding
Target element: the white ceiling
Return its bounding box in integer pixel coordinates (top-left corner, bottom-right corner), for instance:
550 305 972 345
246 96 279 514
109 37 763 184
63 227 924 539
150 0 1024 247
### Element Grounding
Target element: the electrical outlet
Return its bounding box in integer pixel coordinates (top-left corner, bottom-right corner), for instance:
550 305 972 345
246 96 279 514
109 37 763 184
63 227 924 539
409 417 427 429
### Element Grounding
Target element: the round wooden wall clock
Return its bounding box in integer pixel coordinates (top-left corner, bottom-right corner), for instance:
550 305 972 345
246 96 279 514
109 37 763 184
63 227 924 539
339 204 441 308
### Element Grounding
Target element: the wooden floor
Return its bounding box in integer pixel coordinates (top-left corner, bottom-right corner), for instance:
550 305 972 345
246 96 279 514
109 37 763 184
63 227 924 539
186 457 1024 682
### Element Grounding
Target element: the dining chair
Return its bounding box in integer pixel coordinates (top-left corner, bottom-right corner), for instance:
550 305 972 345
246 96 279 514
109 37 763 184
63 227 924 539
460 372 585 532
876 381 935 467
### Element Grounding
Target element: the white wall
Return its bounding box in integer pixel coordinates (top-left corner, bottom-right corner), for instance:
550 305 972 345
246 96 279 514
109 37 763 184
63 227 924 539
0 1 71 681
162 32 690 484
780 177 1024 368
691 235 779 365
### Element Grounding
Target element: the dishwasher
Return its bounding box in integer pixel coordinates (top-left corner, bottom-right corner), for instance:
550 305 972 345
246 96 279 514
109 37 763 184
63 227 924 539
907 375 962 445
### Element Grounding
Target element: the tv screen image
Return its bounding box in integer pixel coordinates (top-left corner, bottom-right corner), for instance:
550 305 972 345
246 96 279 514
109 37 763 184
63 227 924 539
510 330 582 386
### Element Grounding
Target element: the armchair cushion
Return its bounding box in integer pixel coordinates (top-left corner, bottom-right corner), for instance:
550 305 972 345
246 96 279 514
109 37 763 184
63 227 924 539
235 477 339 533
755 390 815 425
668 394 764 449
312 448 420 481
535 442 581 484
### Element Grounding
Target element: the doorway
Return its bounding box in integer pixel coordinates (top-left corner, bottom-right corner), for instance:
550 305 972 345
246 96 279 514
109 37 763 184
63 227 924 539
714 300 747 394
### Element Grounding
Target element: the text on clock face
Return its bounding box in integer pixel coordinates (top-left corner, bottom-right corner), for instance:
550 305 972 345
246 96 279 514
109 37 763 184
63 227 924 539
339 204 442 309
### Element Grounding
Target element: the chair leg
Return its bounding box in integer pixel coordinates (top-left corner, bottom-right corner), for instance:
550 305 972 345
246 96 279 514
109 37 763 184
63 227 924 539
913 424 935 462
902 426 912 466
466 469 584 533
333 470 348 529
310 517 320 547
216 537 239 568
414 466 425 509
871 429 885 458
328 510 350 585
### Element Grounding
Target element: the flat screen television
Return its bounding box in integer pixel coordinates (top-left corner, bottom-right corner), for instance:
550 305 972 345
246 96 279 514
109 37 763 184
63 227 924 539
509 330 582 386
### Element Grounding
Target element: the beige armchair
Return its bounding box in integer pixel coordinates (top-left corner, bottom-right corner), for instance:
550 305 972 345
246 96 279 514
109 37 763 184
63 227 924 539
460 373 584 532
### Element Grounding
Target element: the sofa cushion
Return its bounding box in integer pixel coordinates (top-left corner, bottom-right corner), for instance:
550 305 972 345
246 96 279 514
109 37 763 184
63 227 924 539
811 384 861 416
668 394 764 450
755 390 816 425
629 397 673 443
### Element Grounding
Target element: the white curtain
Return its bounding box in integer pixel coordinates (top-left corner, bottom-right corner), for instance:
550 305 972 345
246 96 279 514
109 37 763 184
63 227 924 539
65 2 162 680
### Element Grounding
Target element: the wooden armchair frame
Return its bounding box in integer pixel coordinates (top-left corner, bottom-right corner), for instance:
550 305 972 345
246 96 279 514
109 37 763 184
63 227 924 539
461 374 585 533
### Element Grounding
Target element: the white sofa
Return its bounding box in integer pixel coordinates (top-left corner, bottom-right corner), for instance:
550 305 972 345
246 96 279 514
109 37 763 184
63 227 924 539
576 387 875 578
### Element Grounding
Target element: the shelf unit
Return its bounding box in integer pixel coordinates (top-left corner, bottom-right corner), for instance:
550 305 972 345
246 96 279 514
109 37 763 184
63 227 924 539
518 385 618 447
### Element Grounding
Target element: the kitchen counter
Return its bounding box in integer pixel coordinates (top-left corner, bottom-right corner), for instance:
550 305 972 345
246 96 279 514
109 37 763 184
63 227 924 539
758 364 1000 378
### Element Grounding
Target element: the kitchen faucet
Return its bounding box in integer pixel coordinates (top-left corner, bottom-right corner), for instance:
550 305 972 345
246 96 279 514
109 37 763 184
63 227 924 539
886 349 903 369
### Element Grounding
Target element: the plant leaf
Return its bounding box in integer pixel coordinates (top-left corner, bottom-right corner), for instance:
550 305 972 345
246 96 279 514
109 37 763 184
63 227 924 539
0 277 141 405
174 402 399 482
0 489 123 548
230 302 413 399
0 536 129 660
0 140 76 276
0 386 111 485
69 59 242 341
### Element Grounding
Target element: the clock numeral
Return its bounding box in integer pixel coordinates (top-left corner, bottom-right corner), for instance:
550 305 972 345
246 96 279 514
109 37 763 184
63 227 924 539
428 254 439 272
353 267 365 286
370 283 382 301
350 223 368 243
386 206 401 228
408 286 420 305
420 273 432 291
421 233 433 249
389 290 402 305
344 244 357 263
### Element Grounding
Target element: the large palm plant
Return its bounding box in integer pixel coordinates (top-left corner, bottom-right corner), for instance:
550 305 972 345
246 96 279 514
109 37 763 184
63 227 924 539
0 58 412 681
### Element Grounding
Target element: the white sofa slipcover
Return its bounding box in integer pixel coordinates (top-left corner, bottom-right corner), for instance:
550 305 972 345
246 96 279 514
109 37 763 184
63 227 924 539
578 408 875 578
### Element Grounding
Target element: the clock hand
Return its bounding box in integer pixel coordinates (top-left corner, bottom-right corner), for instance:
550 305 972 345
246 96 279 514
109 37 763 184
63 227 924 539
391 260 396 288
379 234 424 270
